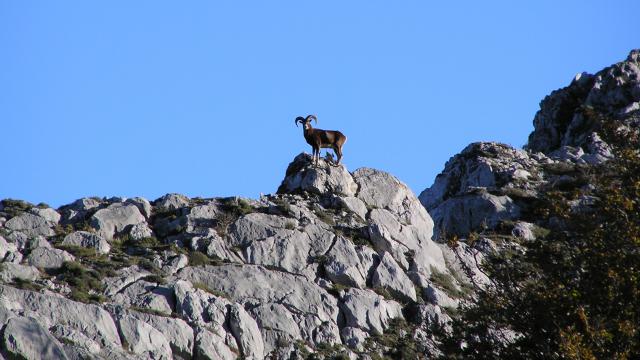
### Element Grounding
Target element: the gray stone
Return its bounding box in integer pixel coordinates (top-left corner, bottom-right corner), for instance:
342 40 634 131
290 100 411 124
29 207 61 224
62 231 111 254
511 221 536 241
0 263 40 283
337 196 368 220
278 153 358 197
339 288 403 335
128 311 194 359
371 252 417 302
4 213 55 237
116 315 172 359
3 316 68 360
0 236 17 260
229 303 264 359
154 193 190 211
194 328 236 360
178 265 341 348
324 237 376 288
0 285 121 347
340 326 368 352
125 197 152 219
429 191 520 239
90 203 146 240
27 247 75 269
424 285 459 308
129 222 154 241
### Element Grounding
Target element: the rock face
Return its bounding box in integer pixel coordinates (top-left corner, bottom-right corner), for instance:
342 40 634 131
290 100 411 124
420 50 640 240
62 231 111 254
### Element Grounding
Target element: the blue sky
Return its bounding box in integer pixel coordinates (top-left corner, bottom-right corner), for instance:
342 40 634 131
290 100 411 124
1 1 639 207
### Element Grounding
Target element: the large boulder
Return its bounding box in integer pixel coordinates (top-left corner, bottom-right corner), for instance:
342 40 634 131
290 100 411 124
339 288 404 335
90 203 146 240
27 247 75 269
278 153 358 197
4 213 55 237
0 285 121 348
61 231 111 254
228 303 264 359
3 316 68 360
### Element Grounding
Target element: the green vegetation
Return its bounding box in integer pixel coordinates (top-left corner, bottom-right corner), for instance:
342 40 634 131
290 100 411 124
364 318 420 359
429 268 468 299
0 199 33 217
56 261 107 303
192 282 230 299
11 277 43 292
130 306 171 317
188 251 209 266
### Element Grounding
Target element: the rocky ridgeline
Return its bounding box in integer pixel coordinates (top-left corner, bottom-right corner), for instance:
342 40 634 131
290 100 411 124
420 49 640 241
0 153 485 359
2 49 638 359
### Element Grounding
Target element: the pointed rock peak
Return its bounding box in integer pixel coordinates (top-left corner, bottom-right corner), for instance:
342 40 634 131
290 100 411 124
277 153 357 197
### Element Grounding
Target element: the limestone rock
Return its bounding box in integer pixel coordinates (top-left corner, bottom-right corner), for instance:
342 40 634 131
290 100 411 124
0 236 17 260
3 316 68 360
90 203 146 240
341 326 369 352
125 197 152 219
129 222 154 241
0 285 121 347
428 190 520 239
0 263 40 283
61 231 111 254
27 247 75 269
229 303 264 359
116 315 172 359
29 207 61 224
194 328 236 360
278 153 358 197
339 288 404 335
127 312 194 359
371 252 417 302
154 193 190 211
324 236 377 288
4 213 55 237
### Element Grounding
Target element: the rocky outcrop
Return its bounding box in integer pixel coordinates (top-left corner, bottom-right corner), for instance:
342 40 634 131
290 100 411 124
2 50 637 358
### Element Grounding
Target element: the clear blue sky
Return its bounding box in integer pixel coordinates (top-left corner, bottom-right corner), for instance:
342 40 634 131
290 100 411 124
2 1 638 207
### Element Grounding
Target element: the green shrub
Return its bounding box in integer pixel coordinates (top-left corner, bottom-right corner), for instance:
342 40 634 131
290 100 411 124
188 251 211 267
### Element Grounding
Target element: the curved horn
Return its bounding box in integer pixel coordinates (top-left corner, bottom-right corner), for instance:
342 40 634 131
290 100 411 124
306 115 317 123
295 116 305 127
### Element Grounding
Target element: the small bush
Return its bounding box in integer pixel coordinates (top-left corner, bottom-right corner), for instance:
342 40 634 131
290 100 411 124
11 277 42 292
430 268 468 299
193 282 230 299
188 251 211 267
285 221 296 230
142 274 167 285
1 199 33 217
130 306 171 317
